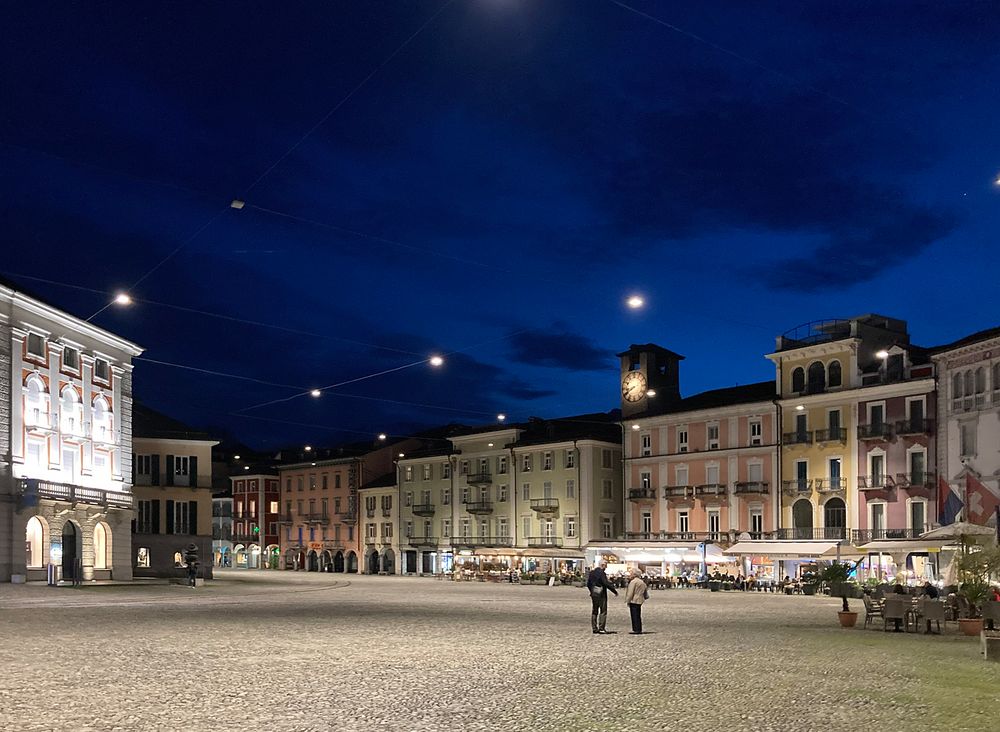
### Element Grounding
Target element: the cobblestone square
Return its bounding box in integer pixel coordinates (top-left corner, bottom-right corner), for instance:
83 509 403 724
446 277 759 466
0 572 997 732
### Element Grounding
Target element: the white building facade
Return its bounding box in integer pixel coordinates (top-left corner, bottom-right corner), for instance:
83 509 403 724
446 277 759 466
1 283 142 582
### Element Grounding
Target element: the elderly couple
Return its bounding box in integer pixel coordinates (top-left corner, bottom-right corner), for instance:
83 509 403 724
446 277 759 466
586 560 647 635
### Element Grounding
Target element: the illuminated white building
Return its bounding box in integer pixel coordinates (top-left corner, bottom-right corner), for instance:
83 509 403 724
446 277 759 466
0 280 142 582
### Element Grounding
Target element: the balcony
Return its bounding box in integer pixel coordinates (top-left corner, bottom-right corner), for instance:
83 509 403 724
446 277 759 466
895 418 934 436
412 503 436 517
814 428 847 444
277 513 293 524
781 479 813 495
624 531 726 543
814 477 846 494
232 533 260 543
529 498 559 513
694 483 726 498
382 509 392 518
893 472 936 493
24 412 57 435
857 475 895 491
734 481 769 495
337 510 357 524
858 422 892 441
663 485 694 500
852 527 929 544
18 478 131 509
464 501 494 515
526 536 562 548
408 536 438 548
303 512 330 525
466 472 492 485
627 488 658 502
452 536 514 549
783 431 813 446
773 527 847 541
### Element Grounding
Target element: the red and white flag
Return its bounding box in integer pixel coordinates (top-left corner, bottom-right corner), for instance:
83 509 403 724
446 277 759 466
965 473 1000 525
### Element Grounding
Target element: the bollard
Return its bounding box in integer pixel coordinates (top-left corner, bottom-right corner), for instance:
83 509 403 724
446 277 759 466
47 563 56 586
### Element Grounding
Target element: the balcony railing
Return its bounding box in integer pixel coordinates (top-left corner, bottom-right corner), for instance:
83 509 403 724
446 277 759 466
627 488 658 502
464 501 494 514
337 510 357 523
895 418 934 436
781 479 813 495
695 483 726 497
408 536 438 547
411 503 436 517
773 527 847 541
232 533 260 543
814 428 847 444
529 498 559 513
858 423 892 441
857 475 894 491
526 536 562 548
466 472 492 485
783 431 813 446
814 477 846 493
452 536 514 548
663 485 694 499
733 481 769 495
303 512 330 524
624 531 725 543
852 526 930 543
18 478 131 509
893 472 935 490
277 513 293 524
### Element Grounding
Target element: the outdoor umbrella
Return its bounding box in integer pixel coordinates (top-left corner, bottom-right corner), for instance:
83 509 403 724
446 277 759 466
920 522 996 541
942 555 959 586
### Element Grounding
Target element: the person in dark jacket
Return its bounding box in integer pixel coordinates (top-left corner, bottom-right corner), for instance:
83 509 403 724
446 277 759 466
587 560 619 634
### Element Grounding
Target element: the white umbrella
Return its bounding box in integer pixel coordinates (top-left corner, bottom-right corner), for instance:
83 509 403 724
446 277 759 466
941 555 958 585
920 522 996 541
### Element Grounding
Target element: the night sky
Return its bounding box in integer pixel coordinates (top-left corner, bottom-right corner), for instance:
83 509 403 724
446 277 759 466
3 2 999 450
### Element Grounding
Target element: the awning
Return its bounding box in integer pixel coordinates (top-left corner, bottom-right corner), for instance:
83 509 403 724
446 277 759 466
857 539 949 553
724 541 837 559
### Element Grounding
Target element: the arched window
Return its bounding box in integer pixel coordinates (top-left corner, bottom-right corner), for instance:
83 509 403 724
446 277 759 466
964 370 974 396
791 367 805 393
24 375 48 427
26 517 45 569
807 361 826 393
792 499 813 539
953 372 964 399
60 386 82 435
92 396 112 442
823 497 846 539
827 360 842 388
94 522 109 570
975 367 986 394
993 363 1000 393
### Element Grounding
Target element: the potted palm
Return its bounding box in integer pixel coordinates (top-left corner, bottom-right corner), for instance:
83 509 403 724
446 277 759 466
822 562 857 627
956 546 1000 636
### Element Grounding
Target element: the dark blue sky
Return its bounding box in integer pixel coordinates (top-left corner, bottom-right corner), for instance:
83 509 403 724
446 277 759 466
3 2 999 449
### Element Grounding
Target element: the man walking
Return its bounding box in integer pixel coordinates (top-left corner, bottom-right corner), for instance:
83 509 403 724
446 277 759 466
625 568 648 635
587 560 618 634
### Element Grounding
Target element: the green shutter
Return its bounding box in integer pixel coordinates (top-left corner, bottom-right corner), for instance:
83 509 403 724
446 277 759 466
165 500 175 534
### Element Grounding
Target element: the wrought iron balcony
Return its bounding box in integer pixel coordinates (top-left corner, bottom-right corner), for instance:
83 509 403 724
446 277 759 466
663 485 694 499
852 526 929 544
277 513 294 524
694 483 726 498
773 527 847 541
466 472 492 485
452 536 514 549
814 428 847 444
624 530 726 543
464 501 494 514
857 475 895 491
895 418 934 436
408 536 438 547
232 533 260 543
893 472 935 491
411 503 436 517
337 510 357 523
781 479 813 495
814 477 846 493
18 478 131 509
783 431 813 446
858 422 892 441
627 487 658 502
303 512 330 524
526 536 562 548
733 481 769 495
529 498 559 513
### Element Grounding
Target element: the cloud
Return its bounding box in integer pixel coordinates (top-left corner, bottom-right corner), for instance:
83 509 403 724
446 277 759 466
508 324 611 372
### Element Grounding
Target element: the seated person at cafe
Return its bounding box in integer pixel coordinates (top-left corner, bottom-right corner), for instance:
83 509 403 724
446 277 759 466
922 581 939 599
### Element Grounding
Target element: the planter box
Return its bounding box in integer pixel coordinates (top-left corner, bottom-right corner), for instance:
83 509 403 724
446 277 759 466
802 584 817 596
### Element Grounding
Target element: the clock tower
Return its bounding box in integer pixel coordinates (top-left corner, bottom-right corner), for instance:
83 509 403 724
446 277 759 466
617 343 683 418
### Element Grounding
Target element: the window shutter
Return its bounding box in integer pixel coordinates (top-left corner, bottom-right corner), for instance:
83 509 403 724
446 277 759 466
165 455 174 486
189 500 198 535
131 453 136 484
151 500 161 535
189 456 198 488
151 454 160 486
166 500 175 534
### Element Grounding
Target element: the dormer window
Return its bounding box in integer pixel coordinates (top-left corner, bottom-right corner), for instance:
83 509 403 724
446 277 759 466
26 333 45 359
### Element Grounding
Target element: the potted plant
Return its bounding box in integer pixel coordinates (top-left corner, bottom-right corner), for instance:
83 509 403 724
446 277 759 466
821 563 857 628
956 546 1000 636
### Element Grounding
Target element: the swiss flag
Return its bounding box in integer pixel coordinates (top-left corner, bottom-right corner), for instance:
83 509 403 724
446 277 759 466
965 473 1000 525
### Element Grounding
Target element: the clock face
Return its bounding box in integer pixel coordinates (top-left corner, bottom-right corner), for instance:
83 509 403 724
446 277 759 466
621 371 647 402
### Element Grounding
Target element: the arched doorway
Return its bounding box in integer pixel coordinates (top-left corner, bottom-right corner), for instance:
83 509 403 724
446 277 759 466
792 499 813 540
233 544 247 568
366 549 380 574
265 545 279 569
284 548 299 570
306 550 319 572
61 522 79 580
333 551 345 573
25 516 46 569
823 497 846 540
381 548 395 575
346 551 358 573
321 550 333 572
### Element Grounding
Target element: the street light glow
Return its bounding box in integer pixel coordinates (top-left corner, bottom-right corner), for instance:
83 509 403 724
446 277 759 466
304 445 312 452
234 455 241 460
114 292 132 306
378 433 387 441
646 389 656 397
626 295 644 309
497 413 506 422
310 389 322 397
795 405 805 411
429 355 444 367
398 452 405 458
875 349 889 359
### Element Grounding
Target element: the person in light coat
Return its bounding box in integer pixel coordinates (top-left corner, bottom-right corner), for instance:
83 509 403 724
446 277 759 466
625 568 648 635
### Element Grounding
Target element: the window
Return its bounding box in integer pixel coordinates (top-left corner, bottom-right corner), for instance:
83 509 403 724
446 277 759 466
383 522 393 538
601 516 613 539
678 512 689 533
807 362 825 393
309 474 316 490
828 457 842 489
460 460 469 475
442 462 452 479
460 518 470 538
498 484 508 502
870 454 885 488
543 452 553 470
286 479 292 492
24 375 48 428
94 358 110 383
404 491 413 507
566 480 575 499
479 519 489 538
869 404 884 428
63 347 79 372
366 523 377 539
566 516 576 538
175 456 189 477
442 488 451 505
461 486 470 503
543 481 553 499
677 428 688 453
404 466 413 482
297 500 304 514
910 450 926 484
708 510 721 537
706 464 719 485
749 420 762 446
26 333 45 359
422 464 431 480
522 483 531 500
92 397 112 442
136 454 152 481
748 462 763 483
26 439 44 471
137 548 150 568
498 518 509 538
707 424 719 450
641 433 652 456
269 501 278 514
828 360 842 387
641 511 652 534
60 386 82 435
601 450 612 469
909 500 926 533
676 466 689 486
828 409 841 434
93 451 109 479
640 471 651 490
94 523 109 570
333 498 341 514
960 422 976 457
750 509 763 535
321 475 328 490
601 479 612 499
565 451 575 469
791 367 805 393
522 454 532 472
297 477 303 492
522 517 531 539
497 456 507 475
335 474 342 489
870 502 885 532
172 501 190 535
